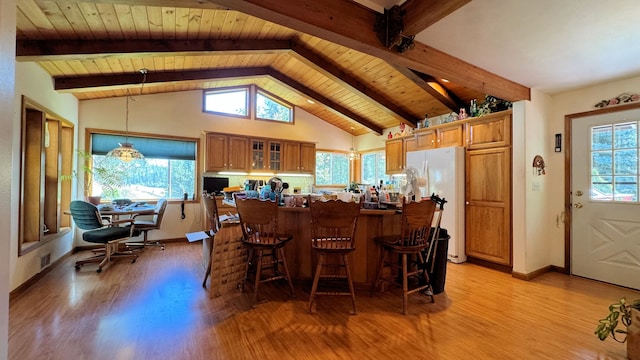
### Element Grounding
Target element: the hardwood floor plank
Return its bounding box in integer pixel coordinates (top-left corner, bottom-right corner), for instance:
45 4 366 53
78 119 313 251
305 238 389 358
9 242 638 359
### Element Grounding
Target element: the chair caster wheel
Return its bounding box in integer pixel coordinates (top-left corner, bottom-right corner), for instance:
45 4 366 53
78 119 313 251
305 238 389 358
96 268 102 273
131 258 136 263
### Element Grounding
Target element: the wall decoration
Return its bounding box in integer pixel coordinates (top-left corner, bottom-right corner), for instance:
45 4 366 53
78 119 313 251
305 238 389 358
594 93 640 108
532 155 546 175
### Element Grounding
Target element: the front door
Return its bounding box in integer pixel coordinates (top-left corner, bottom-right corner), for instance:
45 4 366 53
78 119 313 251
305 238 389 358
571 106 640 290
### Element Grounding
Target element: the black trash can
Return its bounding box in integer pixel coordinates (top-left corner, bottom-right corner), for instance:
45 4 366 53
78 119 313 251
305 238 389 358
425 228 449 295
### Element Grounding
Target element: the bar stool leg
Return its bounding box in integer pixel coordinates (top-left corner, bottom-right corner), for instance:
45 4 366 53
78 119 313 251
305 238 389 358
279 247 296 298
343 254 357 315
252 249 264 306
371 248 385 295
202 235 215 288
402 253 409 315
308 253 324 314
243 247 254 292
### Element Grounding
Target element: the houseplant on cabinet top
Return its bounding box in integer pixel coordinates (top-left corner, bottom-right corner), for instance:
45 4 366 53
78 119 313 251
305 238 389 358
595 297 640 360
61 150 127 204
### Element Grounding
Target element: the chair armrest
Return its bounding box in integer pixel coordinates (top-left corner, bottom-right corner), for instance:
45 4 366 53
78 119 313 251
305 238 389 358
109 218 135 227
131 211 158 219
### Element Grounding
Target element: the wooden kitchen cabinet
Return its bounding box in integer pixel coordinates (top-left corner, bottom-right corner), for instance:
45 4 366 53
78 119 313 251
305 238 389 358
385 136 415 174
437 123 464 147
414 123 464 150
465 146 512 267
415 129 437 150
283 142 316 173
466 112 511 149
205 133 249 172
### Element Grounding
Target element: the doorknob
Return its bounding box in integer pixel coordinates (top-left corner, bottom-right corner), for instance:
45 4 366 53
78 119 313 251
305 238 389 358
573 202 583 208
575 190 583 196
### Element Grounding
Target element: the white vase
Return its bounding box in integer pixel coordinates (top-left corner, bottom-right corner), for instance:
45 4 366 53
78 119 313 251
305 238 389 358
628 308 640 360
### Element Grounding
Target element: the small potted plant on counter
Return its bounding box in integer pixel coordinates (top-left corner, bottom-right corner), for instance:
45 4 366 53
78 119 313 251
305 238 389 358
595 297 640 359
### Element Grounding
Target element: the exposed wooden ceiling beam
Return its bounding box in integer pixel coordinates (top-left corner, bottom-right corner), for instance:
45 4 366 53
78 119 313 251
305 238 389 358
270 69 384 135
267 69 383 135
28 37 399 132
207 0 530 102
399 0 471 36
86 0 527 100
16 39 291 61
54 67 384 134
389 63 465 113
54 68 272 91
289 42 418 127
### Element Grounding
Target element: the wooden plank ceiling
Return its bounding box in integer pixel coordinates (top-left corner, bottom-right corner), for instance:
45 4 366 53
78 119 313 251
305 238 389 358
15 0 530 136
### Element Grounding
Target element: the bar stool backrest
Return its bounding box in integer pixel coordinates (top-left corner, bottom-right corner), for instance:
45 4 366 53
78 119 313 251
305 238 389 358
398 199 437 248
308 199 361 250
202 192 221 234
235 197 280 245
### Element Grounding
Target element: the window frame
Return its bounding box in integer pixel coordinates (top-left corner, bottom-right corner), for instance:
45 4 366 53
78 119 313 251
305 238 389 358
255 88 294 124
202 85 295 124
590 121 639 202
86 128 201 202
315 149 351 188
202 86 251 119
360 149 387 187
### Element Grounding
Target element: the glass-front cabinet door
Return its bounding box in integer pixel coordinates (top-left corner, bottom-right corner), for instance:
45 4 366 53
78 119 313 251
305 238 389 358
269 141 281 172
251 139 265 170
252 139 281 172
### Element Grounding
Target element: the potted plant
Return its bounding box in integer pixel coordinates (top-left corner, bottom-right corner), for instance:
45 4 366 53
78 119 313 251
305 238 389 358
61 150 127 204
595 297 640 359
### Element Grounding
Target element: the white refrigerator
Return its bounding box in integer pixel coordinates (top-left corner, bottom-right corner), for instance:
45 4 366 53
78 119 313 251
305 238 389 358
405 146 466 263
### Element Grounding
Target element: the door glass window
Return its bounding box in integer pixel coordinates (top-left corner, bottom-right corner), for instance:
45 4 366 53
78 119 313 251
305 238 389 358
591 122 638 201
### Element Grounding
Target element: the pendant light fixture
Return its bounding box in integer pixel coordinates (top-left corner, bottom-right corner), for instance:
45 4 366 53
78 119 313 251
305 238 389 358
106 69 147 162
348 126 359 161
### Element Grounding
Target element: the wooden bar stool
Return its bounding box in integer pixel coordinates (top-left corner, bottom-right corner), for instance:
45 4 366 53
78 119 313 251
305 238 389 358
371 198 438 315
307 198 361 314
235 197 295 306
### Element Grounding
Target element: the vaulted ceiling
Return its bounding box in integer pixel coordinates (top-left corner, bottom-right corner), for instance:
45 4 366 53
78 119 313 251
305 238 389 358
15 0 530 136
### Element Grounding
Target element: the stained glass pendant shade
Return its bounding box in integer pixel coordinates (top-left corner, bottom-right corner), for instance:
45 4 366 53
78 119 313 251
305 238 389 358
107 69 146 162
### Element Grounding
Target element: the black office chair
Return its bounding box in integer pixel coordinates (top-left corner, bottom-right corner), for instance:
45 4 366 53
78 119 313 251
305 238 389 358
69 200 139 273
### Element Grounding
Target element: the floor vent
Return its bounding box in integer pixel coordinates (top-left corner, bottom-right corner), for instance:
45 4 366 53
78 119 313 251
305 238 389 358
40 253 51 269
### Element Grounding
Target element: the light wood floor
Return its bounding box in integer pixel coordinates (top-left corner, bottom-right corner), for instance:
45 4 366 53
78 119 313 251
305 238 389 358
9 241 639 360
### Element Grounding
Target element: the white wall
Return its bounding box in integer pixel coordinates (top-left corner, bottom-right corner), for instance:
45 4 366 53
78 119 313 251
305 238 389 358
0 0 16 357
79 90 359 241
512 90 553 274
546 74 640 267
10 62 79 291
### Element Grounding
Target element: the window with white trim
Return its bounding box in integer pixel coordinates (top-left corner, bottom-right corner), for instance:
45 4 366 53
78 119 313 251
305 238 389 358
361 150 386 186
315 151 349 186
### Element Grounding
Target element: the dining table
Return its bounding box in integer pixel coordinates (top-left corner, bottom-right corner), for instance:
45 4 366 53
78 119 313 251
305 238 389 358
97 203 156 219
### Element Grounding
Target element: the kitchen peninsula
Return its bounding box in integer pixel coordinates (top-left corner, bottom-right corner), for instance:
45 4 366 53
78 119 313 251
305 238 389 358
219 198 403 288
